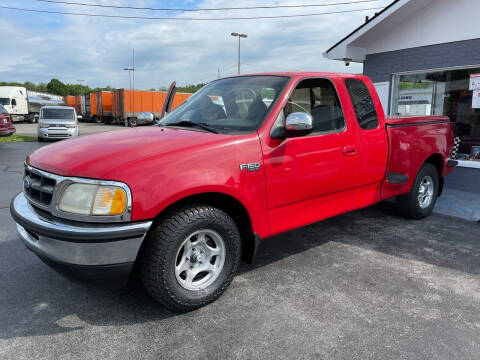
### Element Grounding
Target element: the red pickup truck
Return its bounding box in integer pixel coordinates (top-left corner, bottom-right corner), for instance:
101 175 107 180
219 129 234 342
10 72 456 312
0 104 16 137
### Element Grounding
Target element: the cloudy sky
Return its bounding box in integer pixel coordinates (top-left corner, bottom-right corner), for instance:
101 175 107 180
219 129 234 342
0 0 392 89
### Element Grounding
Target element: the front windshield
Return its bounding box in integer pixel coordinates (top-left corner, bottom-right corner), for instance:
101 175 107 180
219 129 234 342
159 75 288 133
41 108 75 120
0 98 10 105
0 105 7 114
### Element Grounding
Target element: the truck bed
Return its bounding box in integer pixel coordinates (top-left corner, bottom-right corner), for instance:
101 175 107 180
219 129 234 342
381 115 455 200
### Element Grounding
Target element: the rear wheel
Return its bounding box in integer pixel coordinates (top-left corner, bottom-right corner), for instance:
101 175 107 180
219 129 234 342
396 163 439 219
140 205 241 312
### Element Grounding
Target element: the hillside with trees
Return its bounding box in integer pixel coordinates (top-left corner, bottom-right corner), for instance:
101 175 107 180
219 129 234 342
0 79 206 96
0 79 114 96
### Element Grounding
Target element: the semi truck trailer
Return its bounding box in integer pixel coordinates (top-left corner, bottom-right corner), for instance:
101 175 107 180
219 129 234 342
0 86 63 123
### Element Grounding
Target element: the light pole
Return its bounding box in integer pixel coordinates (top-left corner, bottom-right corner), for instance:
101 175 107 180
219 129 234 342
124 49 135 126
231 32 247 75
77 80 84 94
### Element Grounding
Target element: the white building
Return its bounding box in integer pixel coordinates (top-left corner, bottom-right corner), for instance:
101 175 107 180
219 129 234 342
324 0 480 166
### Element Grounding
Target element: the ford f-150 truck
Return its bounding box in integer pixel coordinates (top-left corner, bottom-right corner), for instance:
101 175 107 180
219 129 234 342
10 72 457 312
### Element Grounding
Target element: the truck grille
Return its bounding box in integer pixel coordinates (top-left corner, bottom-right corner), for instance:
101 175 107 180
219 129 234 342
24 166 57 207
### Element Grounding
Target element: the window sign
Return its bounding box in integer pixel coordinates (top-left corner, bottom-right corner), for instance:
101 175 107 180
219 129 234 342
472 90 480 109
469 74 480 91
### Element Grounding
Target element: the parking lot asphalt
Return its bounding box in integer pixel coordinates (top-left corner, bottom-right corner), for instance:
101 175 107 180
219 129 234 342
14 122 122 138
1 141 479 360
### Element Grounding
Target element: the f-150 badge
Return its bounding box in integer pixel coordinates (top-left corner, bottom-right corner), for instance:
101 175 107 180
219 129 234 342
239 162 260 172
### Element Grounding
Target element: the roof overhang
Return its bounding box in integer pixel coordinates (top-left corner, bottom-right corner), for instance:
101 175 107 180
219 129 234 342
323 0 412 63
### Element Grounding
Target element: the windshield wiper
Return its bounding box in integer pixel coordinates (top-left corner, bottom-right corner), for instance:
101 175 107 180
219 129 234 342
164 120 219 134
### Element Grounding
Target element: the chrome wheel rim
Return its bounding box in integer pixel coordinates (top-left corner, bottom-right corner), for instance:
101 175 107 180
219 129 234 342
174 229 226 291
418 175 434 209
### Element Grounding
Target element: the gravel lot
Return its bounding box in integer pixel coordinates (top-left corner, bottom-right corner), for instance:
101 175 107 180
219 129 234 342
1 141 479 360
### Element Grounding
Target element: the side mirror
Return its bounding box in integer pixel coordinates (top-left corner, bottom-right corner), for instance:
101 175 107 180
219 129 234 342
285 112 313 137
137 112 154 125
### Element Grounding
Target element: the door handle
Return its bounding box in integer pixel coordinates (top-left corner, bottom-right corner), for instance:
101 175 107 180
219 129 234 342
343 145 357 156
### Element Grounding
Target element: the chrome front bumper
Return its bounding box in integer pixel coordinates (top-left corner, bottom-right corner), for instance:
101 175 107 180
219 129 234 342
10 192 152 286
37 126 78 139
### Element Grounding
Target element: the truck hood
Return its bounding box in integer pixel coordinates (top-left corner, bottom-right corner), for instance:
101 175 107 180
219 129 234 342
27 126 227 179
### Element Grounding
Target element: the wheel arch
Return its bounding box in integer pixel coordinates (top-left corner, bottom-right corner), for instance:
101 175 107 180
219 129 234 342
140 192 259 265
423 153 444 196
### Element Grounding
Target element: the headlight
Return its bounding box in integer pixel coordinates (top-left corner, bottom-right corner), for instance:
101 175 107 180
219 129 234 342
39 123 50 128
65 124 76 128
58 183 127 216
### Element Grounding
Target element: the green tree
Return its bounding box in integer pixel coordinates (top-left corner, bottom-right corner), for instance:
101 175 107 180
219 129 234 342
36 83 48 92
47 78 68 96
176 83 206 93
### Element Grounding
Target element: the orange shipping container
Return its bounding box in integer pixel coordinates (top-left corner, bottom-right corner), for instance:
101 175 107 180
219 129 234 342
113 89 167 119
113 89 192 120
95 91 113 116
84 93 97 116
74 95 82 115
171 92 191 110
63 95 75 108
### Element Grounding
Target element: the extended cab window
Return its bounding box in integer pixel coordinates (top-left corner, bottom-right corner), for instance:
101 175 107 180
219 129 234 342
284 78 345 134
345 79 379 130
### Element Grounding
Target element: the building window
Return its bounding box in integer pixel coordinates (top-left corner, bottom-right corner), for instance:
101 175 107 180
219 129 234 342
391 67 480 160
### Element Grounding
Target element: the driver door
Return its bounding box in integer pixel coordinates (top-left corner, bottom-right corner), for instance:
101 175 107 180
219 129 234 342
263 78 361 235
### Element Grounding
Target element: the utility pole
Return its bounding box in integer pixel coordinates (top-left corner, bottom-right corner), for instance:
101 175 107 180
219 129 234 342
218 68 221 79
231 32 247 74
123 49 135 126
132 48 135 105
77 80 85 94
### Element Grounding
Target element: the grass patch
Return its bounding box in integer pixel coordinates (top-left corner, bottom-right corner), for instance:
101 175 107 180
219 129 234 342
0 134 36 142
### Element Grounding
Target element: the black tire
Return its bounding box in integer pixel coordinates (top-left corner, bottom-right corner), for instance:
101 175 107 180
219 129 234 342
128 118 137 127
38 137 44 142
396 163 439 219
140 205 241 312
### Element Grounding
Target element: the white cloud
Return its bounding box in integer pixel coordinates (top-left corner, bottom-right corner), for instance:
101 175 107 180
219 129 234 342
0 0 392 88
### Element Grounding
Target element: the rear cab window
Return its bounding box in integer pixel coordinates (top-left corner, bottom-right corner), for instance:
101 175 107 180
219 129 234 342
345 79 379 130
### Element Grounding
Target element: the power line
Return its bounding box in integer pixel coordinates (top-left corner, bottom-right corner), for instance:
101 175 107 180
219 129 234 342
0 5 385 21
34 0 380 12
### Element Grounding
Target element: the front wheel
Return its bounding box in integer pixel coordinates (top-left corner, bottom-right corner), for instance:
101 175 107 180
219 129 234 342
396 163 439 219
140 205 241 312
